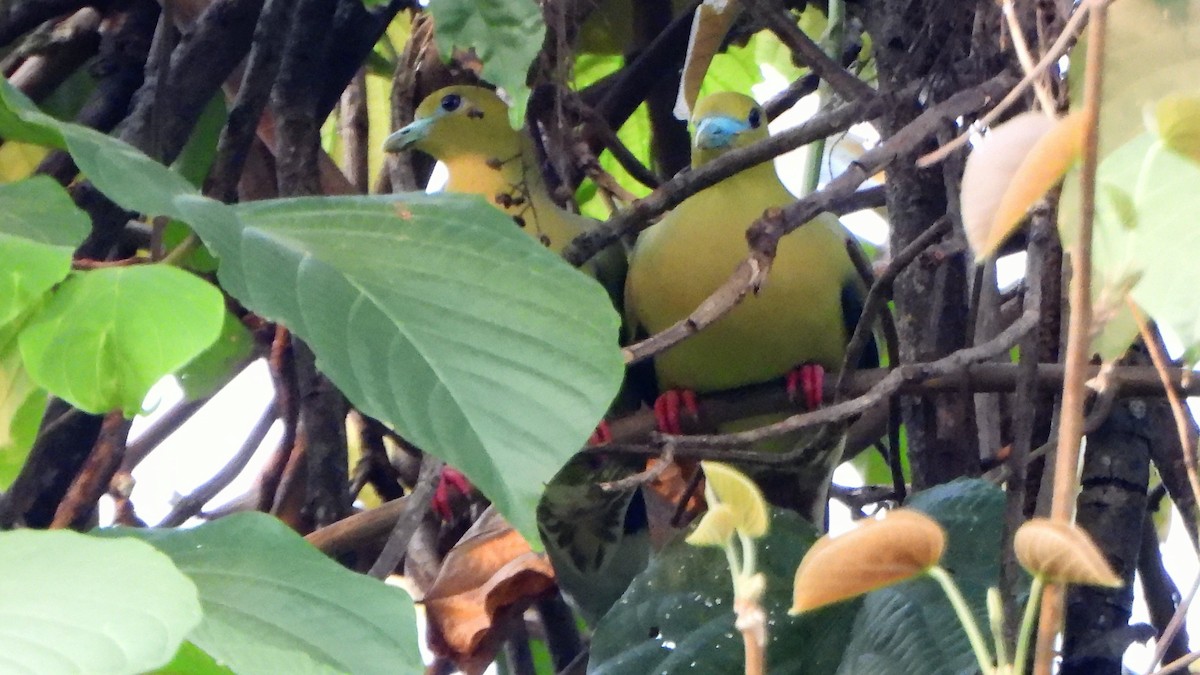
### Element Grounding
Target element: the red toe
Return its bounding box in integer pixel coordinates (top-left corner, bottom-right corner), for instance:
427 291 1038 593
432 467 473 520
588 420 613 445
653 389 699 434
786 364 825 410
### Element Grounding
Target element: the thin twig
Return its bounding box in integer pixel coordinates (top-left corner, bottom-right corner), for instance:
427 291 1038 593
742 0 875 102
1130 302 1200 532
835 217 953 397
1148 572 1200 675
599 445 674 492
918 0 1101 167
306 495 408 556
50 411 132 529
367 453 443 579
999 0 1058 113
655 309 1039 452
617 75 1014 365
158 401 280 527
1035 5 1107 673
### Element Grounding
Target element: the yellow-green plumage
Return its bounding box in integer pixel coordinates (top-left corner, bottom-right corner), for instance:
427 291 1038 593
384 85 626 299
626 92 871 522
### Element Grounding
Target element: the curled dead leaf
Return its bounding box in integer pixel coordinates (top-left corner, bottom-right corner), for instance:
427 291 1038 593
790 509 946 614
961 111 1084 259
423 508 556 675
1013 518 1122 587
675 0 742 120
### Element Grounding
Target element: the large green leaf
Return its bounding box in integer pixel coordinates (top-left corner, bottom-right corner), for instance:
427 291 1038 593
0 79 197 219
0 530 201 674
101 512 421 675
173 194 623 543
0 75 626 545
0 176 90 326
18 265 225 415
588 510 859 674
427 0 544 126
836 478 1007 675
0 318 45 483
1094 136 1200 362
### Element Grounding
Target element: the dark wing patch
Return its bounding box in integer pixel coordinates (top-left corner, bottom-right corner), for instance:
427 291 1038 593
841 280 879 369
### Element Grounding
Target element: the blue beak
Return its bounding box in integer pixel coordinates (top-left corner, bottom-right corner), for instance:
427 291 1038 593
694 115 751 149
383 116 435 152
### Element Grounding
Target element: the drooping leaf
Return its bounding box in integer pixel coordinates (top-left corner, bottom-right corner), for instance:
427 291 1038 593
427 0 544 127
0 79 196 220
961 112 1082 259
589 509 859 674
836 478 1007 675
960 110 1084 257
0 84 625 544
0 176 91 326
686 503 739 547
100 512 422 675
0 529 201 674
790 509 945 614
18 265 225 415
676 0 744 120
1014 518 1122 587
170 194 624 543
424 507 557 674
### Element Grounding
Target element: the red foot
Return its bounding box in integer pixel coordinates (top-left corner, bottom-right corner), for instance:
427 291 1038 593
432 467 473 520
786 363 826 411
589 420 613 445
653 389 699 434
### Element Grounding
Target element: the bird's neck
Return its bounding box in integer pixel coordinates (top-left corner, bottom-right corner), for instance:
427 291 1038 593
699 156 790 199
442 134 560 223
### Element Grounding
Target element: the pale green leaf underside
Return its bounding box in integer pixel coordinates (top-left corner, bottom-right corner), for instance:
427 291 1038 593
18 265 225 416
0 176 90 326
0 530 201 675
102 513 421 675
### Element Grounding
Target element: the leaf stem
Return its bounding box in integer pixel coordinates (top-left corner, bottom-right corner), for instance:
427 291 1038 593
927 566 996 675
1014 574 1046 673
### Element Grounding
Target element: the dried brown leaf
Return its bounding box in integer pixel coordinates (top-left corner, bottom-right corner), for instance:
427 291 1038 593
1013 518 1122 587
790 509 946 614
961 112 1084 258
423 508 556 674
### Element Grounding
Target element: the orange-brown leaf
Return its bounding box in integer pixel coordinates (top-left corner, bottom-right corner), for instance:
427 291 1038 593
790 509 946 614
1013 518 1122 587
961 111 1084 258
423 508 556 675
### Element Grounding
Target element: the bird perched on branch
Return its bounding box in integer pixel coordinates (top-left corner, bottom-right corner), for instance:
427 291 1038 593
383 85 627 302
625 92 877 525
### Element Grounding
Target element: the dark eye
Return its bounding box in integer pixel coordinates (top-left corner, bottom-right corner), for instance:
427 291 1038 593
441 94 462 112
747 108 762 128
